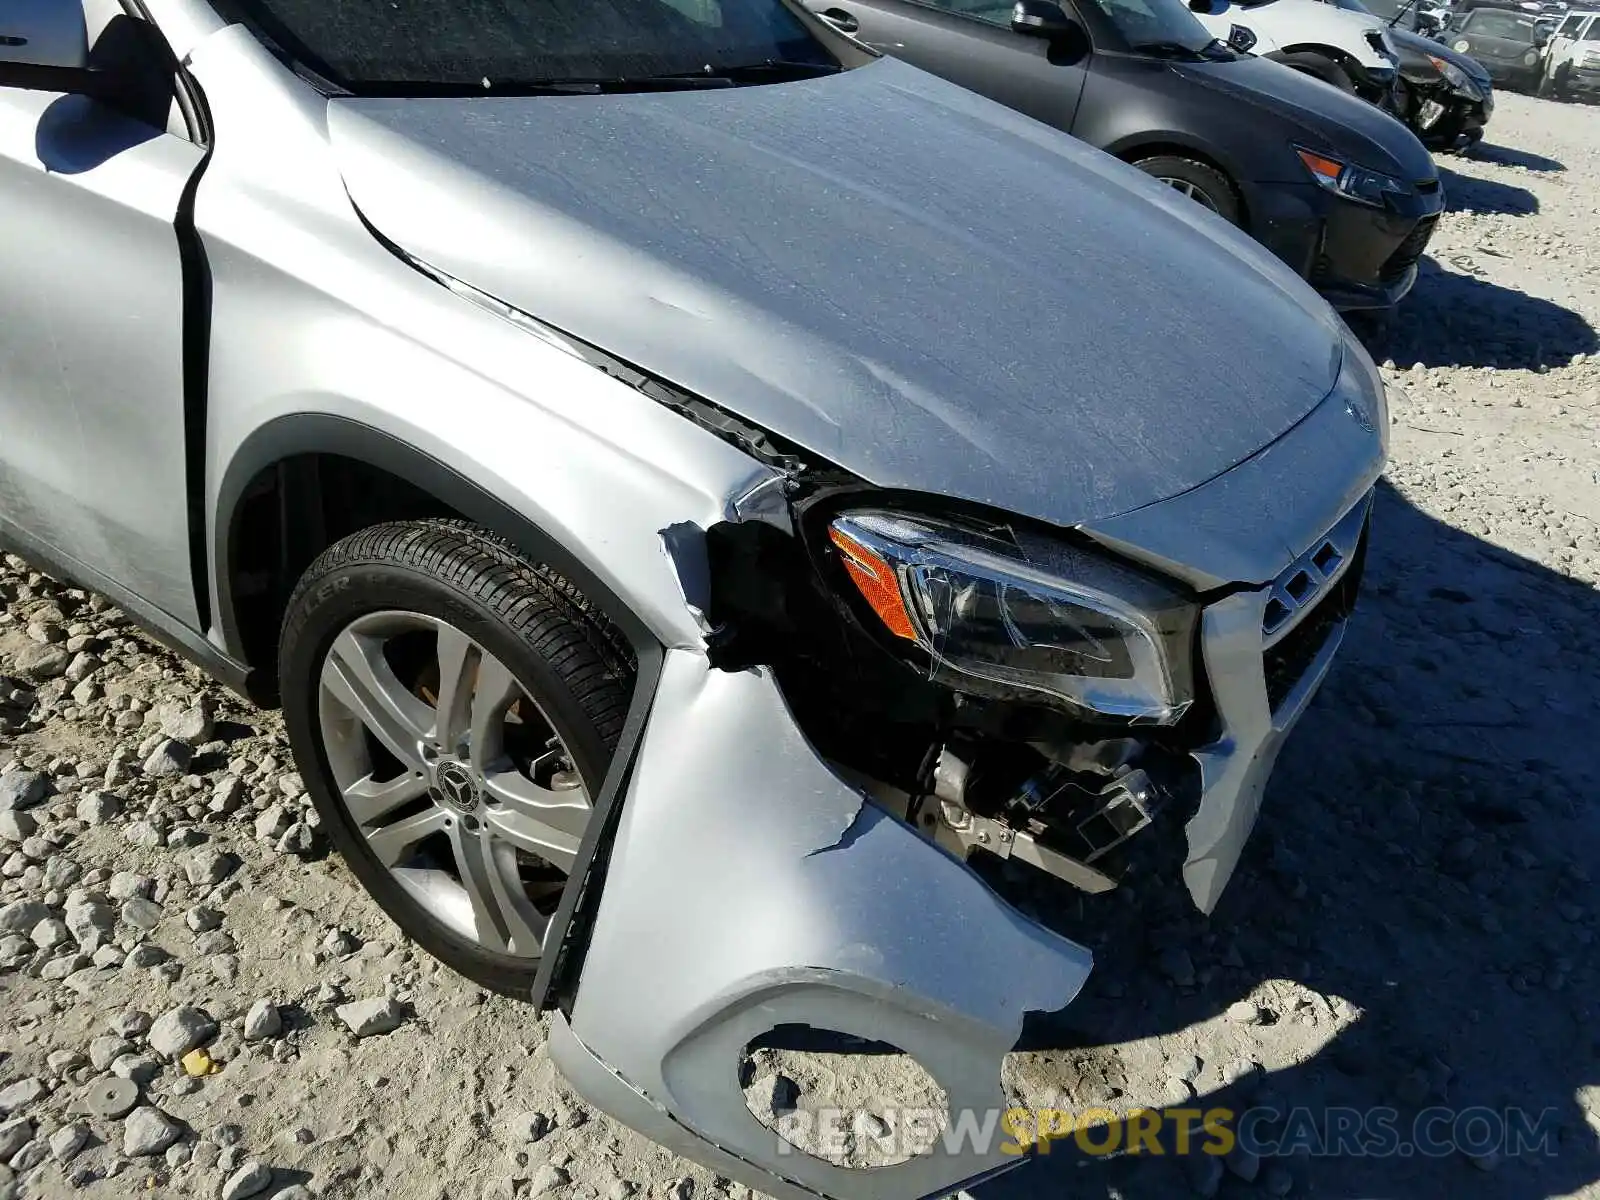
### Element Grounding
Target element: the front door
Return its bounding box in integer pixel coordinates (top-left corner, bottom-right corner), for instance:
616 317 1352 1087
0 7 205 627
807 0 1091 129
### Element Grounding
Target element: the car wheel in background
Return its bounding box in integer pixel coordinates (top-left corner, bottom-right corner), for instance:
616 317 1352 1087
279 519 635 996
1277 51 1357 93
1133 156 1243 226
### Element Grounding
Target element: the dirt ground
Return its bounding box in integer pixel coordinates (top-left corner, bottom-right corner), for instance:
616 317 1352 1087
1 89 1598 1200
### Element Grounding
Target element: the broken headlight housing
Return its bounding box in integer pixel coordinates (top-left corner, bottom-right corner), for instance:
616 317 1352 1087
827 512 1197 724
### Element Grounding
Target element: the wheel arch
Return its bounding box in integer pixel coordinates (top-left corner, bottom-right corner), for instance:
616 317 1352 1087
214 415 666 707
1107 138 1253 229
1272 43 1368 75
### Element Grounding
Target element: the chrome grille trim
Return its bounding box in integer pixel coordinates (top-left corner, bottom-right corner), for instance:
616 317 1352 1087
1261 492 1372 651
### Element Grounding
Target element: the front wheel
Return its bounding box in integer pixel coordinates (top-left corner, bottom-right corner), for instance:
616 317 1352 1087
279 519 635 996
1277 51 1357 93
1132 155 1243 226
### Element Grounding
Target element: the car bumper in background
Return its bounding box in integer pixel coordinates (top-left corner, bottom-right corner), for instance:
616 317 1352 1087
1568 65 1600 93
1250 179 1446 310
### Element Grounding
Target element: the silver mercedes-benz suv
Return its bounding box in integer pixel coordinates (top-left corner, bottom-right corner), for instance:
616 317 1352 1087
0 1 1384 1196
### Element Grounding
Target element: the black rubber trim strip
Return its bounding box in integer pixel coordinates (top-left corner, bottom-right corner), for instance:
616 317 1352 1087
214 414 662 673
531 644 664 1013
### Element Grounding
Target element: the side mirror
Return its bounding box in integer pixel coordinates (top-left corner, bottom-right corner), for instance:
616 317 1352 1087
0 0 121 100
1012 0 1080 37
1189 0 1233 15
0 0 89 69
1228 22 1259 49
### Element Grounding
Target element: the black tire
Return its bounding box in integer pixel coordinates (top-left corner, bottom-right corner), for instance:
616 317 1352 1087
279 519 635 997
1278 51 1357 93
1132 156 1243 226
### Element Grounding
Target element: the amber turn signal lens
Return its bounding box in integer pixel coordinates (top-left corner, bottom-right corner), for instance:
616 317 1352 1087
1296 149 1343 183
828 524 918 641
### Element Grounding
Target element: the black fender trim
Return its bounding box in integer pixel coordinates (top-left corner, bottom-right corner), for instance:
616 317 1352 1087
214 412 667 1011
214 413 663 668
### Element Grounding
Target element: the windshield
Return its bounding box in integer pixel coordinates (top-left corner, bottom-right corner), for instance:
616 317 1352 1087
1466 8 1538 35
1074 0 1220 50
1333 0 1410 17
206 0 840 94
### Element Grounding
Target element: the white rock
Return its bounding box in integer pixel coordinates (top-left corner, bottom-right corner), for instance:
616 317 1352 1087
30 917 71 950
528 1164 570 1197
335 997 405 1038
254 804 290 842
65 896 115 946
209 776 246 815
0 1116 32 1159
221 1160 274 1200
0 811 36 842
147 1005 217 1059
0 1078 46 1117
183 848 234 887
0 769 48 812
120 897 164 930
76 791 120 825
122 1107 181 1157
49 1122 89 1163
141 739 192 778
158 700 214 745
0 900 50 935
243 1000 282 1042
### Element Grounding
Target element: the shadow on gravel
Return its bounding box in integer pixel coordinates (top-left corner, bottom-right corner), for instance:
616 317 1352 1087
1351 256 1598 370
1468 143 1565 173
974 479 1600 1199
1439 167 1539 216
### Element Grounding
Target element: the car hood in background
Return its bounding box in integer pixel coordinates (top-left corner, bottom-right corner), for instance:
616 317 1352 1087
328 58 1344 530
1172 55 1437 182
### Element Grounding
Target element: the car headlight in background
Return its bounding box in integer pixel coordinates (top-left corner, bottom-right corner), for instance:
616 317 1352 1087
827 512 1196 723
1428 54 1482 96
1296 147 1409 208
1522 48 1540 64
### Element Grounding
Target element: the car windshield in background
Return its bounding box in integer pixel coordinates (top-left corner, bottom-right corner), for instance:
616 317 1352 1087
1078 0 1221 53
1467 9 1538 34
205 0 840 94
938 0 1217 50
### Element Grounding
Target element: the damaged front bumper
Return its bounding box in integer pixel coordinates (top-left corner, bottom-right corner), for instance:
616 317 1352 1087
532 367 1385 1200
551 650 1094 1200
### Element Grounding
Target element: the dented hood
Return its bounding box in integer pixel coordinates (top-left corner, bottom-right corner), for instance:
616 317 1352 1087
328 57 1344 526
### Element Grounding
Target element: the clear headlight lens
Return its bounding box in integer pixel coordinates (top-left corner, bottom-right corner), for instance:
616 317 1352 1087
827 512 1196 724
1296 147 1410 209
1522 48 1540 65
1428 54 1479 95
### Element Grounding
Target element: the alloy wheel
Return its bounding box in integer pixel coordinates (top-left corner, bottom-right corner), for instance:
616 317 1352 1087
1155 177 1222 215
316 610 590 957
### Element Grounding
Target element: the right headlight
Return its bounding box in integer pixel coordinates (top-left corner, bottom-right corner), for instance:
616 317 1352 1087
825 512 1197 724
1296 147 1409 209
1428 54 1480 95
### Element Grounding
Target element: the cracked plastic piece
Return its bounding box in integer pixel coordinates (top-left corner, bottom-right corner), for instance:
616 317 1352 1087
553 650 1093 1200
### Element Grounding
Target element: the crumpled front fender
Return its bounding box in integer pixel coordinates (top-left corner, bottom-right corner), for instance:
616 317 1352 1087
551 650 1093 1200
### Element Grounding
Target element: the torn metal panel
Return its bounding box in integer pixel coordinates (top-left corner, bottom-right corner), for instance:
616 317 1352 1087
557 650 1092 1200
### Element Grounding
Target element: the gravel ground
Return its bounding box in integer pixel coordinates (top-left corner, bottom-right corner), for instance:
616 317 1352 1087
2 91 1598 1200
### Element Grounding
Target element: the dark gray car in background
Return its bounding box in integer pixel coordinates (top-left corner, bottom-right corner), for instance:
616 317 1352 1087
811 0 1445 307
